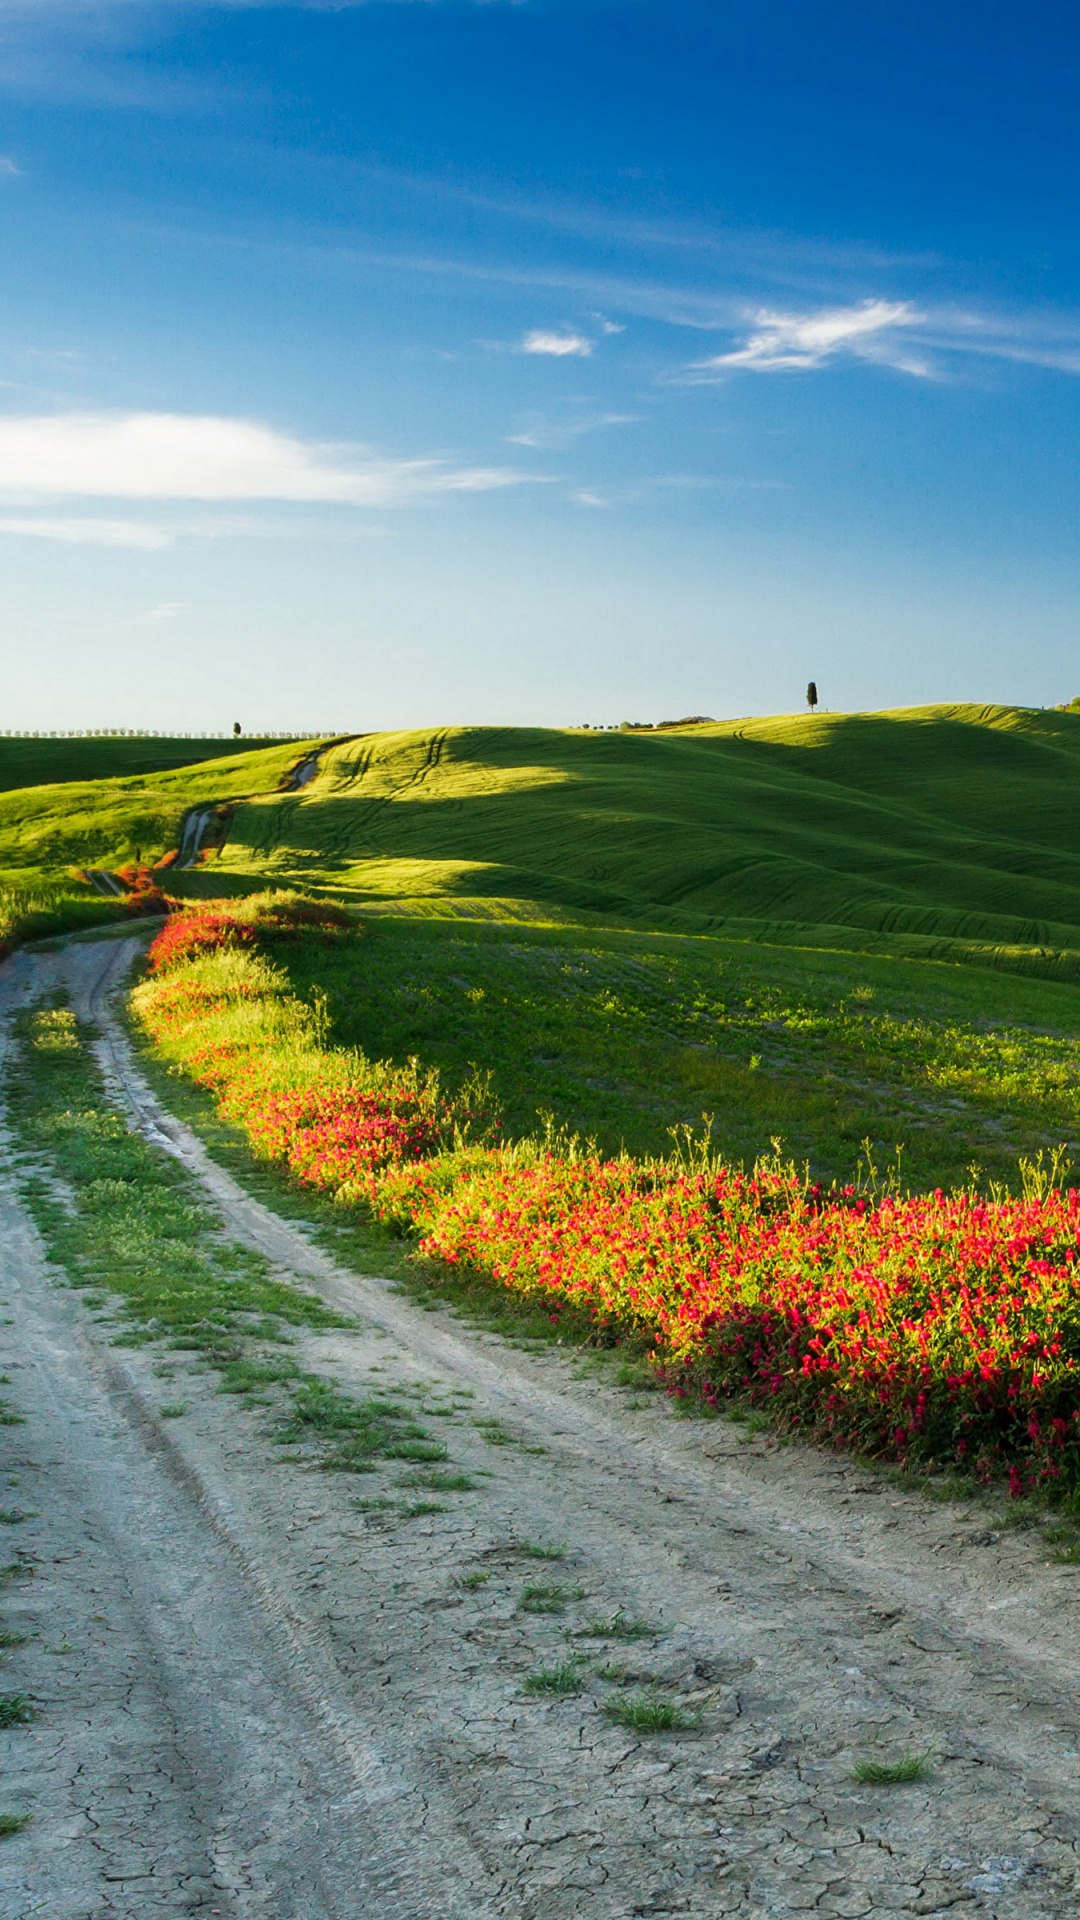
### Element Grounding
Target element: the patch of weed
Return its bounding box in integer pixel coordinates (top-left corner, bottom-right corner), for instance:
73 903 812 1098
472 1418 517 1447
218 1356 302 1396
0 1631 28 1650
7 1006 353 1371
513 1539 566 1561
456 1571 492 1591
602 1691 697 1732
852 1749 934 1785
278 1378 447 1472
0 1695 34 1728
0 1814 30 1839
519 1583 581 1615
159 1402 187 1419
0 1512 31 1527
523 1661 583 1696
400 1469 478 1492
575 1611 656 1641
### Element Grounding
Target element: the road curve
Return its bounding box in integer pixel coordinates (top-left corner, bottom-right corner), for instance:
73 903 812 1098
1 933 1080 1917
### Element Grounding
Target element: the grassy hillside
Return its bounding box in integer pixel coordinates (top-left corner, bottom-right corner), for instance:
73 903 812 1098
10 701 1080 1189
276 910 1080 1193
0 734 287 796
180 705 1080 981
0 739 326 885
0 738 328 955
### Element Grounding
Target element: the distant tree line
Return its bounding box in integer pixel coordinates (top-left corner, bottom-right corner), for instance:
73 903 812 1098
0 728 327 739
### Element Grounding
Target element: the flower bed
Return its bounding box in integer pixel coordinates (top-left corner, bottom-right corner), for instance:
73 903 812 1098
132 903 1080 1494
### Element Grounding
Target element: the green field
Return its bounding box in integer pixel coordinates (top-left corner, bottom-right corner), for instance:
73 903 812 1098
276 913 1080 1192
180 706 1080 981
0 734 293 797
8 702 1080 1190
0 736 327 953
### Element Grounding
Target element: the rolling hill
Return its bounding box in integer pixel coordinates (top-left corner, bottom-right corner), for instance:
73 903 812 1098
9 702 1080 1186
0 734 294 796
175 704 1080 982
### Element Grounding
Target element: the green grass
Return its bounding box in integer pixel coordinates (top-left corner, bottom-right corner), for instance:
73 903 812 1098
273 907 1080 1190
575 1613 657 1640
0 736 334 958
0 1814 30 1839
0 737 326 886
851 1749 934 1785
276 1378 448 1471
522 1661 584 1696
0 735 287 797
519 1582 580 1615
399 1469 479 1491
8 1007 351 1356
3 1001 474 1490
601 1690 698 1732
13 703 1080 1184
198 708 1080 976
0 1631 27 1650
187 706 1080 1186
0 1695 33 1728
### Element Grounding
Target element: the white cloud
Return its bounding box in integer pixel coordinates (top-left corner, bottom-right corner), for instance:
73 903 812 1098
0 410 521 505
686 299 928 378
0 155 20 176
0 514 171 548
506 411 638 450
520 330 593 358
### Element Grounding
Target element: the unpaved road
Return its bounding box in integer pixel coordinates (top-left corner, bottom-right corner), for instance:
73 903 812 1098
2 937 1080 1918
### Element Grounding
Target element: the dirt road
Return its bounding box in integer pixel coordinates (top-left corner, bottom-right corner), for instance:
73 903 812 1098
2 935 1080 1917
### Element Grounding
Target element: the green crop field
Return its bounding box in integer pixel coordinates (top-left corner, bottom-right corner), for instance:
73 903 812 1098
0 737 328 953
8 702 1080 1190
183 705 1080 982
0 734 292 797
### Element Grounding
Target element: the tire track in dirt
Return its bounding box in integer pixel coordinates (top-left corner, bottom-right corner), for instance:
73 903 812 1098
3 933 1080 1915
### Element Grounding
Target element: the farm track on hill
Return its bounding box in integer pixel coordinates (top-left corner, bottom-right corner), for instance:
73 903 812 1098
3 939 1080 1915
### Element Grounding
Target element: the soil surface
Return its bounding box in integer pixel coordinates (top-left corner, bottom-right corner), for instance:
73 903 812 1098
1 935 1080 1917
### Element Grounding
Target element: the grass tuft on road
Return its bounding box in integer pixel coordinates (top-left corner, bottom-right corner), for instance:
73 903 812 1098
4 1001 466 1490
601 1690 698 1732
851 1749 934 1785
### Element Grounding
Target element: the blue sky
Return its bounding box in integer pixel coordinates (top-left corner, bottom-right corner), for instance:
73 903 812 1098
1 0 1078 731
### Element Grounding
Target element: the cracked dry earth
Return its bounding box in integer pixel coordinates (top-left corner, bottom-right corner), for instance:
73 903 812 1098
0 941 1079 1917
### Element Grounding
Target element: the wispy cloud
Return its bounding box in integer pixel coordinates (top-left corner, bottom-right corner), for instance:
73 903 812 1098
678 297 1080 384
685 299 929 379
0 410 522 505
520 330 593 358
506 411 638 450
0 514 172 548
0 154 20 176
